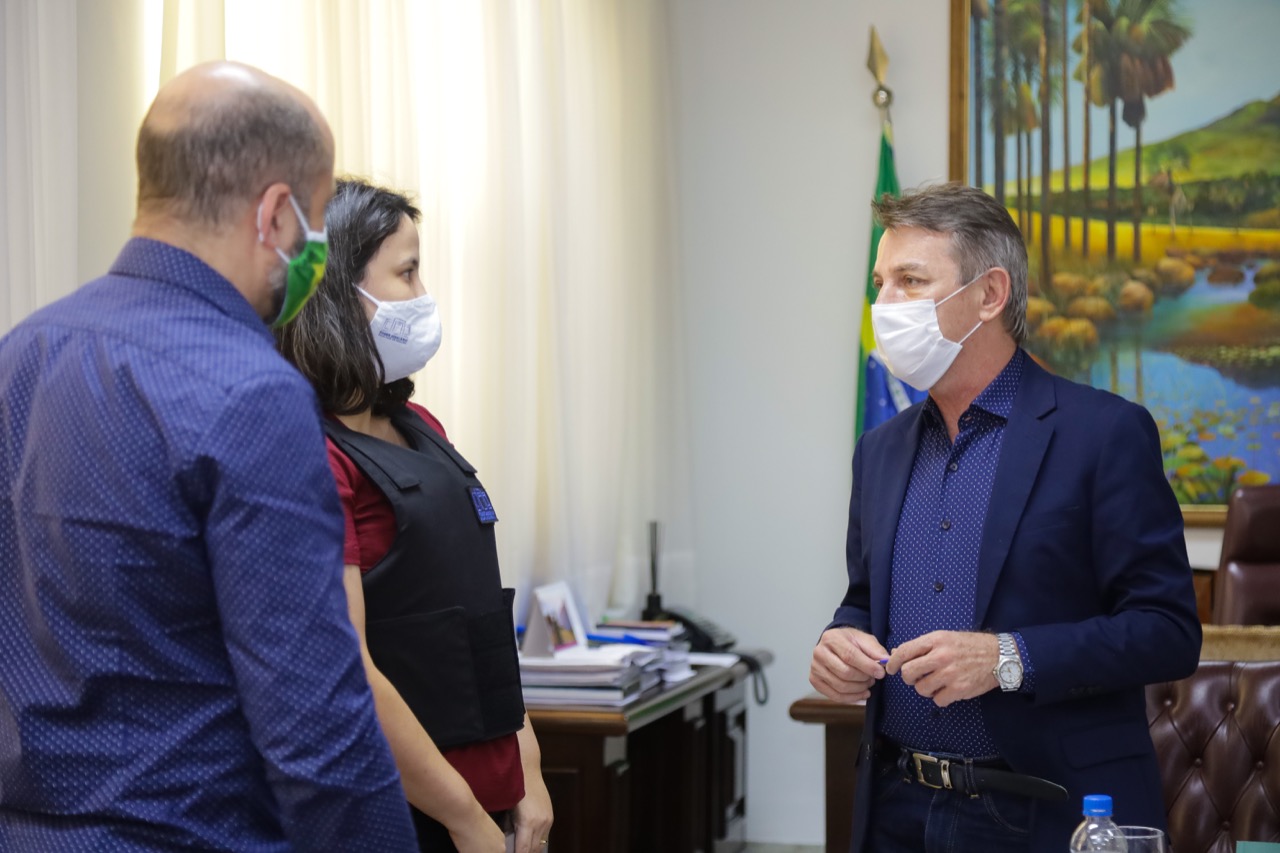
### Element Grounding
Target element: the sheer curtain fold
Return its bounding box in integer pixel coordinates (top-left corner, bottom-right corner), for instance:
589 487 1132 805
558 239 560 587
2 0 79 331
185 0 690 623
2 0 688 625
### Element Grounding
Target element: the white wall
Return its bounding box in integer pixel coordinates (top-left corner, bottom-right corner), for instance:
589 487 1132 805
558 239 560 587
666 0 951 843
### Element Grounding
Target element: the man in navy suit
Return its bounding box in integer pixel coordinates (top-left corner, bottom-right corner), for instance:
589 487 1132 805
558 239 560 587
809 183 1201 852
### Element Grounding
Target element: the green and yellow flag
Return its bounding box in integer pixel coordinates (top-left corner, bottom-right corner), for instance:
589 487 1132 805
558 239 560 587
857 30 925 437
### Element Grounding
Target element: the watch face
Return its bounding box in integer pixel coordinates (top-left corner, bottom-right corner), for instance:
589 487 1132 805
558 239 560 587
998 659 1023 687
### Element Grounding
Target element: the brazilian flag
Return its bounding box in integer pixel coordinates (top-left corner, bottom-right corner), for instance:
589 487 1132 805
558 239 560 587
857 122 925 438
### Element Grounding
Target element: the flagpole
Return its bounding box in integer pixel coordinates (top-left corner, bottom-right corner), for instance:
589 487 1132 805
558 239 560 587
857 27 925 439
857 27 896 438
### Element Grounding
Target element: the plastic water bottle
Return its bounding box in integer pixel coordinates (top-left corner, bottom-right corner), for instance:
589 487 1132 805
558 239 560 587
1069 794 1128 851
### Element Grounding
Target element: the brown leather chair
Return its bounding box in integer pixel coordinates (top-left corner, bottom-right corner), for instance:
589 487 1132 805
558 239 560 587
1212 485 1280 625
1146 626 1280 853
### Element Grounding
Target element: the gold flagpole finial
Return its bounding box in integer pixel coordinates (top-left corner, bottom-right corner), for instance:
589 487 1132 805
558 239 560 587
867 26 893 111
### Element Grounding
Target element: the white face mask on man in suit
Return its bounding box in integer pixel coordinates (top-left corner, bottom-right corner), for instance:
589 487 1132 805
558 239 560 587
870 272 987 391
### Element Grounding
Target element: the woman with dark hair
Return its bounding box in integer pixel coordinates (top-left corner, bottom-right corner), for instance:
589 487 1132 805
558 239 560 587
277 178 553 853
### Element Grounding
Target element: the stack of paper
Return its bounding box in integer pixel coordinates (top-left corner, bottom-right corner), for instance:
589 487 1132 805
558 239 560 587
591 619 701 683
591 619 688 644
519 645 662 706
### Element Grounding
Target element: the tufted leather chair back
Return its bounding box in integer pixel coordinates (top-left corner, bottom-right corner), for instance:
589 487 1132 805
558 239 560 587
1146 629 1280 853
1213 485 1280 625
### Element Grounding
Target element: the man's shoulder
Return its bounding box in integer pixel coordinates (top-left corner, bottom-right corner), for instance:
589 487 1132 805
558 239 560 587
3 275 313 431
1030 361 1148 421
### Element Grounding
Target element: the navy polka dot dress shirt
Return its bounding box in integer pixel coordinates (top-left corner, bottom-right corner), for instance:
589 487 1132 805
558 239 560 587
0 239 417 851
878 349 1035 757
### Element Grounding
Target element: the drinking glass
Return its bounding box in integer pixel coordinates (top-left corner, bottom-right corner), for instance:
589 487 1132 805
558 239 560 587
1117 826 1167 852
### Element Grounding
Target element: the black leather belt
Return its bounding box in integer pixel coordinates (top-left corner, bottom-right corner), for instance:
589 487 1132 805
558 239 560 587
885 741 1068 802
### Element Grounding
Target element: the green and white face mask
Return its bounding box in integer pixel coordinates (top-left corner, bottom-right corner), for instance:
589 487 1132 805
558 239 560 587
262 193 327 328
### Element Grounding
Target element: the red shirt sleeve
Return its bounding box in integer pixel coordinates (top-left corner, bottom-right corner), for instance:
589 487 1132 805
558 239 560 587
325 435 367 569
325 405 448 573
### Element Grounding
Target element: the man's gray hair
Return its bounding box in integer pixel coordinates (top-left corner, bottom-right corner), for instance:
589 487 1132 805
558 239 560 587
872 182 1028 343
136 87 329 227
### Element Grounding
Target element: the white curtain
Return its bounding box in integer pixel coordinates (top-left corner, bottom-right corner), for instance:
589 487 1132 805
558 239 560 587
1 0 79 330
1 0 694 627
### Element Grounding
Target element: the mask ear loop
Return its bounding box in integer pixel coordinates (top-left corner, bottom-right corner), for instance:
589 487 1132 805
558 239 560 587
356 287 384 307
256 198 268 244
957 319 984 345
286 193 327 243
253 196 296 280
940 269 993 344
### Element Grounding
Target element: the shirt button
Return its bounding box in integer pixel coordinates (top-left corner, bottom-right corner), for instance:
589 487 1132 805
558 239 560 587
948 462 958 472
934 581 945 592
940 519 951 531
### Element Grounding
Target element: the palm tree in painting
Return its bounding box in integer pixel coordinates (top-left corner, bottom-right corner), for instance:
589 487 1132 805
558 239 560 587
972 0 991 188
1034 0 1054 285
1116 0 1190 263
1013 74 1042 232
1077 0 1093 258
1008 0 1043 232
1078 0 1124 262
1060 0 1072 252
993 0 1009 206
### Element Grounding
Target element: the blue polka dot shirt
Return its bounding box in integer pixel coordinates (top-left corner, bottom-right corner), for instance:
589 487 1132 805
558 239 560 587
878 349 1035 757
0 239 417 851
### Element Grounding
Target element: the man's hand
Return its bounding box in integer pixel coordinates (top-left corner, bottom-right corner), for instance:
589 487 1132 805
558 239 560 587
886 630 999 707
809 627 889 704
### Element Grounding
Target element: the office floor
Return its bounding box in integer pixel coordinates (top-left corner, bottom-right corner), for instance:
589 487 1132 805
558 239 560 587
743 846 822 853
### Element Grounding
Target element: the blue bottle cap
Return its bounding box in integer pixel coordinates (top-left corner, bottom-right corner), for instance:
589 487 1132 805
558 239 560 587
1082 794 1113 816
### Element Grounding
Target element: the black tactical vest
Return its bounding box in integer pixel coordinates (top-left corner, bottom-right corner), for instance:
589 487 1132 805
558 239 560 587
323 408 525 750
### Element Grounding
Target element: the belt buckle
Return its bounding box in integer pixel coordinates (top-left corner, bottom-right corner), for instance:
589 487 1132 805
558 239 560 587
911 752 953 790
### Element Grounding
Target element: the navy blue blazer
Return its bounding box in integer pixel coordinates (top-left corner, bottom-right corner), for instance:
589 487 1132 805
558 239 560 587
830 352 1202 852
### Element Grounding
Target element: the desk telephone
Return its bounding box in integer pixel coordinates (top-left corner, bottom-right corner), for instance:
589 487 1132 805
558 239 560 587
662 605 737 653
662 605 766 704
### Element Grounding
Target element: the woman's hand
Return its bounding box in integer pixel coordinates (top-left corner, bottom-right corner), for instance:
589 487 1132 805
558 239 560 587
512 772 553 853
447 803 507 853
513 714 554 852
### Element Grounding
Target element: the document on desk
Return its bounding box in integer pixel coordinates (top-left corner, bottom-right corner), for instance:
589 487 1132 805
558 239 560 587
686 652 740 667
520 643 658 669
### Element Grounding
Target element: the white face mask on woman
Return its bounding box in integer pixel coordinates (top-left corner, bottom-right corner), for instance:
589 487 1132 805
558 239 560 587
357 288 443 383
870 273 986 391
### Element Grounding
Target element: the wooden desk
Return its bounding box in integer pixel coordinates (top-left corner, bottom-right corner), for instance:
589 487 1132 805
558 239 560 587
787 694 866 853
529 655 768 853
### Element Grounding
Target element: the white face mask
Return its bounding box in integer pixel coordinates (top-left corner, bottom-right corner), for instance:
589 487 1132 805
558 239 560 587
357 287 443 383
870 273 986 391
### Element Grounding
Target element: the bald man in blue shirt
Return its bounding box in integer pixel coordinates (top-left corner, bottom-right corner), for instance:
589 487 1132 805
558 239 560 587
0 62 417 851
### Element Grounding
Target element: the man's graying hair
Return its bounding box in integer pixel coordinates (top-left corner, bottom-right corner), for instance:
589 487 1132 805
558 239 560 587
136 87 328 226
872 182 1029 344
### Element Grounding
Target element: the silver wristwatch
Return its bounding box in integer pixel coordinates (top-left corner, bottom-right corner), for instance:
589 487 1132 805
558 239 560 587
993 632 1024 692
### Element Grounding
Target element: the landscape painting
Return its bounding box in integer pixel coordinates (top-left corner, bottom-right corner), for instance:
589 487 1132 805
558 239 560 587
950 0 1280 520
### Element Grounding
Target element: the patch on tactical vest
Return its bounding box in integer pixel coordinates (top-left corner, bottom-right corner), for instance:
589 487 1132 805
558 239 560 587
469 486 498 524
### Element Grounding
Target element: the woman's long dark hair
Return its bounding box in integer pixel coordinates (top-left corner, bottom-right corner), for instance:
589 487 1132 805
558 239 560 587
277 178 421 416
